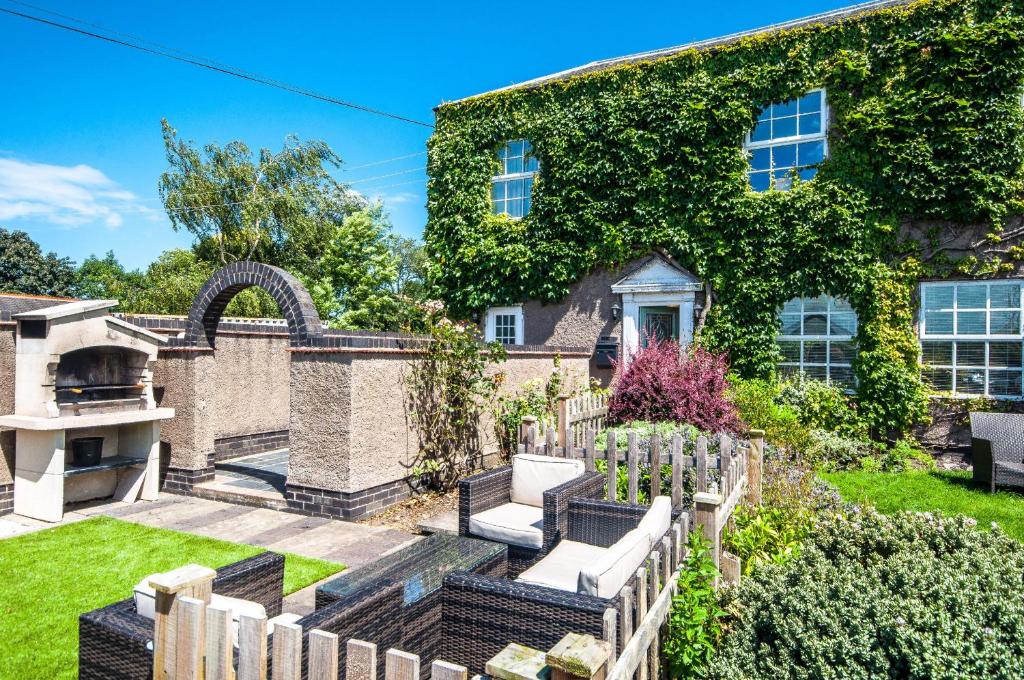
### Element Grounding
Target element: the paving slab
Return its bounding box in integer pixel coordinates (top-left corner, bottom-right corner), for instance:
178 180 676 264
418 509 458 535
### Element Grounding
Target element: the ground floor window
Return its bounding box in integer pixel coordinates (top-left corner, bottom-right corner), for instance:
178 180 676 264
484 306 523 346
776 295 857 390
920 281 1023 398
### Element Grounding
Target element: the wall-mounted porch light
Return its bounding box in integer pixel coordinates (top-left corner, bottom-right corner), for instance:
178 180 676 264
611 302 621 320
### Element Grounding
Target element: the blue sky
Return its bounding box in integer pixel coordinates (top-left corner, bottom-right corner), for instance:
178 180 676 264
1 0 860 269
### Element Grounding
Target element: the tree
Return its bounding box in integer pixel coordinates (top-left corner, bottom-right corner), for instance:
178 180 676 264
0 228 77 297
388 235 429 300
74 251 146 307
159 119 362 270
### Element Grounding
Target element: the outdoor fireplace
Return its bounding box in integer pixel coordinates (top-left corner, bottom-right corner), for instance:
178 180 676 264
0 299 174 521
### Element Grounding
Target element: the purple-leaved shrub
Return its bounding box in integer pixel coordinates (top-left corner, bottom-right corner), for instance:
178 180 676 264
607 339 743 434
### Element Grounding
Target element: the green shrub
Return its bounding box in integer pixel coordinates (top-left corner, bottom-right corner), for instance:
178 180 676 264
663 532 726 680
708 510 1024 679
877 437 936 472
727 377 810 452
723 504 815 575
777 378 869 440
804 428 872 471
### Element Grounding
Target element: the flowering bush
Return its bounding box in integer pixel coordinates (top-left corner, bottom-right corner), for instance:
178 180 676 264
607 340 743 434
709 510 1024 679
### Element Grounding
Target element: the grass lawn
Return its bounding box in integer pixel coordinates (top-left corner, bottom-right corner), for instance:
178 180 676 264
0 516 344 680
824 469 1024 541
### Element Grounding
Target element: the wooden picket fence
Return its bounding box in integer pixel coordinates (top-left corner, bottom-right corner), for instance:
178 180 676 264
556 392 610 449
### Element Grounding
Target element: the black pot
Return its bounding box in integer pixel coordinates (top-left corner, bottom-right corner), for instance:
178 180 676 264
71 437 104 467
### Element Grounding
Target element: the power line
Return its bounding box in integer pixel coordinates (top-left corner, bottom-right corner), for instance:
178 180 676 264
347 167 425 185
0 4 435 128
343 151 427 172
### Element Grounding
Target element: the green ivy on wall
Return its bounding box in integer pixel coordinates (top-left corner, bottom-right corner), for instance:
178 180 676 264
426 0 1024 435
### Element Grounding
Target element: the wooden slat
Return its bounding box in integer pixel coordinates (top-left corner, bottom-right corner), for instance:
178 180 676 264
635 568 648 680
585 429 597 472
670 434 683 509
661 537 672 586
608 567 682 680
309 630 340 680
603 607 618 671
431 660 468 680
545 427 557 457
627 431 639 505
669 522 681 572
649 434 661 502
271 622 303 680
606 430 618 502
526 424 537 454
696 436 708 494
238 614 268 680
346 640 378 680
619 585 633 653
174 596 205 680
205 603 234 680
385 649 420 680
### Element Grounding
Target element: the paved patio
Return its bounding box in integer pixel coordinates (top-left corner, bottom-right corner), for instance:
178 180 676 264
214 449 289 494
0 493 420 614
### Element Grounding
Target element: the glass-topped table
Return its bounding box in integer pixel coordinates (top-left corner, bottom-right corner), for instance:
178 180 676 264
315 532 507 608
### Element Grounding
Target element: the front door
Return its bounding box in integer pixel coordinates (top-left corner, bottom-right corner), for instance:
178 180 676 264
639 306 679 347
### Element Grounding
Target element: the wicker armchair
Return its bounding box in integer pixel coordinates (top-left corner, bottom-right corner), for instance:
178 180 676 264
444 498 670 673
459 464 605 576
79 552 286 680
970 412 1024 491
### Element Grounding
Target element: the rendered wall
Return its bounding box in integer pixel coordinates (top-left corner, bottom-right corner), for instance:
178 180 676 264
288 352 352 492
0 323 15 488
152 350 216 473
211 333 290 439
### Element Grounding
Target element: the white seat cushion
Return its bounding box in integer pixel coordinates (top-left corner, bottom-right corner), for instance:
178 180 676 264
133 576 158 620
469 502 544 549
510 454 585 507
265 612 303 639
637 496 672 545
515 540 608 592
578 528 652 599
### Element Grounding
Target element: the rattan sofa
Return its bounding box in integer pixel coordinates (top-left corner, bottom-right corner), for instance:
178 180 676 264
458 456 605 576
443 497 675 673
78 552 404 680
970 412 1024 491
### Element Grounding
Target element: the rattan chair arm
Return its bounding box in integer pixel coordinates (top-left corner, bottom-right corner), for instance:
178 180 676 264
566 498 648 547
542 472 606 551
459 466 513 535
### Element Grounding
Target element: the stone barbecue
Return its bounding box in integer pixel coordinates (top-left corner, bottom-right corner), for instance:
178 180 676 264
0 300 174 521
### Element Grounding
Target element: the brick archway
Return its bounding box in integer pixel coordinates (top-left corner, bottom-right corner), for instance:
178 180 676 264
184 261 323 348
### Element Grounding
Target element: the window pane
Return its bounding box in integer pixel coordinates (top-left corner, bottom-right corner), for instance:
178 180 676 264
922 367 953 391
782 298 803 313
804 341 827 363
757 106 771 122
505 155 523 174
772 116 797 139
507 140 524 158
779 314 802 335
773 99 798 118
798 113 821 136
830 341 856 364
773 172 793 190
778 341 801 362
829 366 855 390
804 313 827 335
924 311 953 335
507 179 524 199
990 283 1020 309
988 341 1022 368
773 144 797 168
798 167 818 181
989 370 1023 397
750 148 771 171
749 171 770 192
924 286 954 310
921 341 953 366
750 121 771 143
778 364 800 379
990 311 1020 335
506 199 524 218
957 311 986 334
798 91 822 114
805 295 829 312
803 365 827 381
956 368 986 395
831 297 854 312
956 342 986 366
956 285 987 309
524 154 539 173
830 313 857 337
491 183 504 201
798 140 824 165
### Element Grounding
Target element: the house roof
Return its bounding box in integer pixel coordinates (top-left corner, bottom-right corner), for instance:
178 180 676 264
443 0 911 106
611 252 704 294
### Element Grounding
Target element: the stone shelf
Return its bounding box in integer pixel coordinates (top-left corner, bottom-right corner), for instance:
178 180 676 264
0 408 175 431
63 456 147 478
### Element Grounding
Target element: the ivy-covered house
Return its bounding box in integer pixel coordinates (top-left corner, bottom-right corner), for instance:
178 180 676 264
425 0 1024 447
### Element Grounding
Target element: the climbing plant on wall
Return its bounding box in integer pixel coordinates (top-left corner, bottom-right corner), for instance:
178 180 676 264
426 0 1024 436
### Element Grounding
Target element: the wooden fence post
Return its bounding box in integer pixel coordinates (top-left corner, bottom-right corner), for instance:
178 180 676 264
346 640 378 680
309 630 340 680
605 430 618 502
649 434 661 502
385 649 420 680
238 613 268 680
149 564 216 680
557 395 570 450
174 597 205 680
747 429 764 505
522 416 538 454
694 492 723 568
547 633 611 680
271 622 303 680
205 603 234 680
721 551 742 586
431 660 468 680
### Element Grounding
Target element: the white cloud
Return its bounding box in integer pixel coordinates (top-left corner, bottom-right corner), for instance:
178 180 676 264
0 157 158 229
380 192 420 206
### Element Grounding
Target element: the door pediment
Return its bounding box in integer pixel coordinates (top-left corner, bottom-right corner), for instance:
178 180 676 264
610 254 703 294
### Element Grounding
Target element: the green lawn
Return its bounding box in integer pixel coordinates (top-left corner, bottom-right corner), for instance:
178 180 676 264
0 516 344 680
824 469 1024 541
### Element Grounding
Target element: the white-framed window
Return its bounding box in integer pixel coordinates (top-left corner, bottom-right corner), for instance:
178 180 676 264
777 295 857 389
920 281 1023 398
484 306 524 346
745 89 828 192
491 140 538 218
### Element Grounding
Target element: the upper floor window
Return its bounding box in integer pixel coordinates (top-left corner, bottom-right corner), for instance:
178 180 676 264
920 281 1023 398
745 89 827 192
777 295 857 390
484 305 524 346
491 140 538 218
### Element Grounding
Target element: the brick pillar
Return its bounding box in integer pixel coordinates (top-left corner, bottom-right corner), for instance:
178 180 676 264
153 349 216 491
